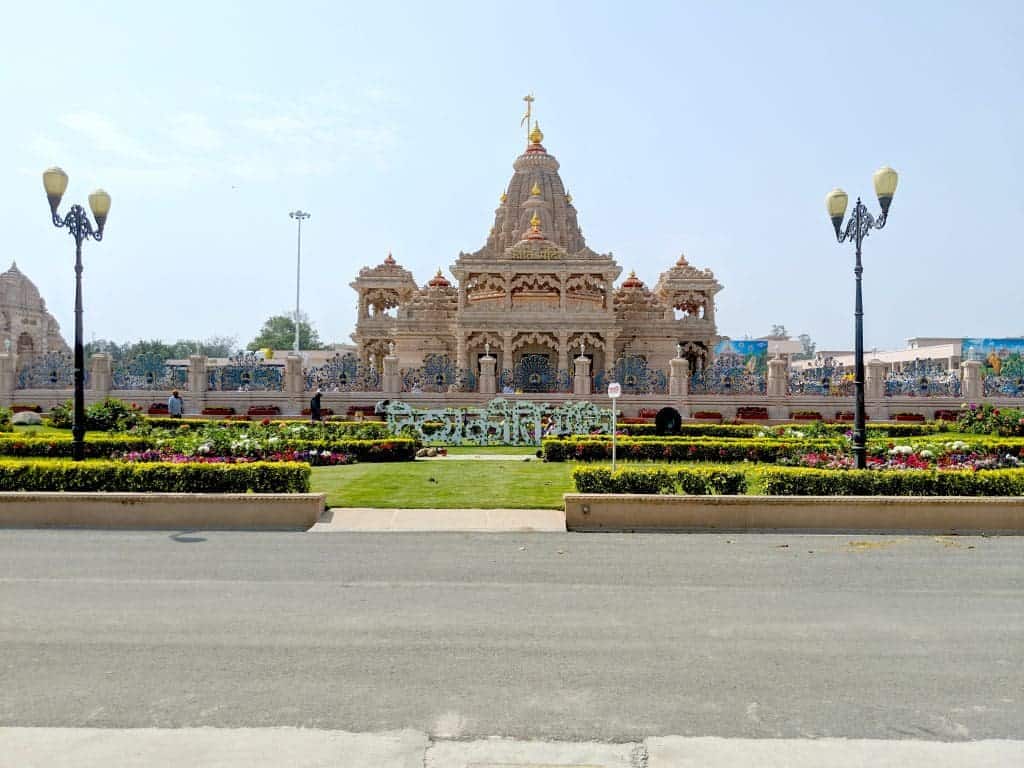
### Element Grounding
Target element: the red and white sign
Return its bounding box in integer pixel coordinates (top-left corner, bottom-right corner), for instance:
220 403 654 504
607 383 622 399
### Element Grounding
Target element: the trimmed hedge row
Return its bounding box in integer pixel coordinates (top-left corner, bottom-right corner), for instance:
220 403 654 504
572 466 748 495
617 422 948 438
543 437 841 463
0 460 310 493
760 467 1024 496
572 465 1024 497
141 418 391 438
0 435 417 462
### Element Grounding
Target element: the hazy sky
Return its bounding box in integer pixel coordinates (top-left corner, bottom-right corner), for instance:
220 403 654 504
2 0 1021 352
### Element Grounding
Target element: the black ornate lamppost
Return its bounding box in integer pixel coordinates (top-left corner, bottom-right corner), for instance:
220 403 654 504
825 166 898 469
42 167 111 461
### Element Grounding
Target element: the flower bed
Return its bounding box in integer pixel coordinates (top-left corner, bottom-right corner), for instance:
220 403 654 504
148 403 170 415
893 412 926 422
934 409 958 421
247 405 281 416
790 411 823 421
736 406 769 420
12 404 43 414
0 459 310 493
637 408 659 418
835 411 854 421
691 411 723 421
301 407 335 416
202 406 236 416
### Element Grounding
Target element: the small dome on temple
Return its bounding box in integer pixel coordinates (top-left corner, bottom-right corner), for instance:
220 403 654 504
525 211 545 240
621 270 645 289
428 269 451 288
383 251 396 265
530 181 542 196
676 253 689 266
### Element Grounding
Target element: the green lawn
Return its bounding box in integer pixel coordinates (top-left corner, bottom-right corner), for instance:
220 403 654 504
11 425 67 436
439 445 539 456
312 459 576 508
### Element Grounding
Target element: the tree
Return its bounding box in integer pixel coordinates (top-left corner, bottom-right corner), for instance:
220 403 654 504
248 314 325 351
793 333 816 360
85 336 238 363
768 324 789 339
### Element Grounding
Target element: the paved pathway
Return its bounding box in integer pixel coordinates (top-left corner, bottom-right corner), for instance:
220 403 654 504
311 507 565 532
2 728 1020 766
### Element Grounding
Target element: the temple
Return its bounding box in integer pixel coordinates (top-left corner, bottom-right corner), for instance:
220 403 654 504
350 121 723 392
0 262 69 358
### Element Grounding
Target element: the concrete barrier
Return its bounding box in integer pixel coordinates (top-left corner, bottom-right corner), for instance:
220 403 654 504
564 493 1024 533
0 492 325 530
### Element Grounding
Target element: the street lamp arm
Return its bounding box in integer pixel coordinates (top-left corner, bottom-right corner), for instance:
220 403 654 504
836 199 887 245
52 204 102 245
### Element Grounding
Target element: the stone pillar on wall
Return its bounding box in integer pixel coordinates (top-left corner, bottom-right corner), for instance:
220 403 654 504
501 330 515 376
669 357 689 398
767 357 788 397
285 354 304 397
455 331 467 374
382 350 401 395
0 353 16 407
557 330 569 373
188 355 208 414
573 354 592 396
478 353 496 395
866 358 886 400
90 353 112 398
960 359 982 402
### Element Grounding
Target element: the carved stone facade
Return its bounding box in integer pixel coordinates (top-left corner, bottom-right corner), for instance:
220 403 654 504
349 124 722 389
0 262 69 358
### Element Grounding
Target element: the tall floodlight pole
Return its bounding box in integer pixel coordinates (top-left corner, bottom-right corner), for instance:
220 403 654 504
289 210 310 352
825 166 899 469
42 167 111 462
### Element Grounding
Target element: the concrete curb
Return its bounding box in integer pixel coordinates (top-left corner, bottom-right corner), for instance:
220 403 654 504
0 492 326 530
311 507 566 532
564 493 1024 533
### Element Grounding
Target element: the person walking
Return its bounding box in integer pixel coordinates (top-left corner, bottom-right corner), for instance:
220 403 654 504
167 390 184 419
310 388 323 422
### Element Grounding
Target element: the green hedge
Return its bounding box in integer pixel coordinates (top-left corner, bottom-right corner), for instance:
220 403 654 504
761 466 1024 496
0 435 154 458
142 418 392 439
572 466 748 495
0 460 310 493
544 437 840 463
0 435 416 462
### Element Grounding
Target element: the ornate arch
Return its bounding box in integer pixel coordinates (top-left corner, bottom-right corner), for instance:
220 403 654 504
512 331 558 352
568 332 606 353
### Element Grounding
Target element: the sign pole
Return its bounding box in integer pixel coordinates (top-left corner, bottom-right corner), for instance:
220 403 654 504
607 382 622 472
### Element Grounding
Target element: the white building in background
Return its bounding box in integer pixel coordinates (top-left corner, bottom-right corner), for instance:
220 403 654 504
791 337 1024 373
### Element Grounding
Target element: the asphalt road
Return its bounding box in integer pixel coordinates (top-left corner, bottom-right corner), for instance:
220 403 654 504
1 530 1021 742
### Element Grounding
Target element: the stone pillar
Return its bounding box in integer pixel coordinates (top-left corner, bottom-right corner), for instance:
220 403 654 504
89 353 112 398
502 272 513 310
479 354 496 395
455 331 467 373
866 358 886 400
767 357 788 397
501 330 515 377
557 330 569 373
960 359 982 402
457 284 466 312
573 354 592 396
604 331 619 371
558 272 567 312
188 355 208 408
285 354 304 396
382 352 401 395
704 296 715 325
0 353 16 407
669 357 689 397
604 276 614 312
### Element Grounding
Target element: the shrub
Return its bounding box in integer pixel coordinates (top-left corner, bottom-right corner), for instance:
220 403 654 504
572 466 747 495
572 467 676 494
48 400 73 429
0 435 153 458
791 411 823 420
544 436 840 463
0 407 11 433
0 459 310 493
957 403 1024 437
247 405 281 416
761 466 1024 496
692 411 722 420
148 403 170 415
12 404 42 413
87 398 143 431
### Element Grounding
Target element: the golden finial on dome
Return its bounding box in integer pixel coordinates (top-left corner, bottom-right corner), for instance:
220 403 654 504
565 190 573 204
530 211 541 230
529 121 544 145
500 192 507 203
530 181 541 196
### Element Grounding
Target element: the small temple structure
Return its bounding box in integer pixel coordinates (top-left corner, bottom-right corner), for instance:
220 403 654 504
0 262 69 358
350 114 723 390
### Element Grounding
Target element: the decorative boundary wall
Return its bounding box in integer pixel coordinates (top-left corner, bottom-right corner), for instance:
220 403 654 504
0 352 1018 420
